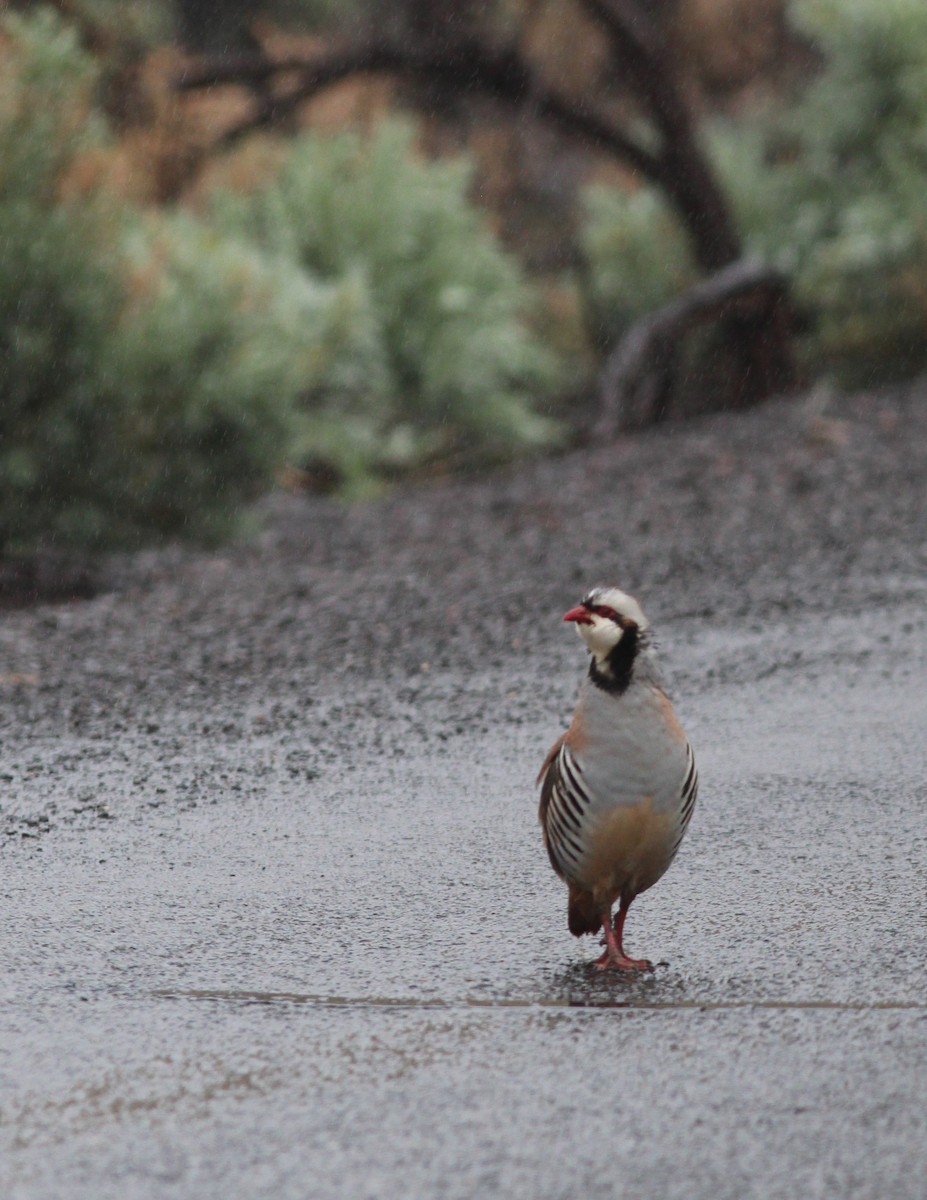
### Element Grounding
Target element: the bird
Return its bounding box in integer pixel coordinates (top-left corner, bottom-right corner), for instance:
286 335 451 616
537 586 697 971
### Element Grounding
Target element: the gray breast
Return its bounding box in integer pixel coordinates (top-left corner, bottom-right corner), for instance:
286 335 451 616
574 680 692 817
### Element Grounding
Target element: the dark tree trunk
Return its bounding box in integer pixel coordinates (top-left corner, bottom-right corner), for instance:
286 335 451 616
659 144 743 270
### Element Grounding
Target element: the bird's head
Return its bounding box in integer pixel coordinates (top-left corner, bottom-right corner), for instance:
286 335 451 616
563 586 650 670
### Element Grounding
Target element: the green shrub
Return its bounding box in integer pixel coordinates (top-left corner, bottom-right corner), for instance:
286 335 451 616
212 122 562 484
582 0 927 387
0 10 302 553
1 12 563 554
771 0 927 383
110 215 394 529
0 9 128 553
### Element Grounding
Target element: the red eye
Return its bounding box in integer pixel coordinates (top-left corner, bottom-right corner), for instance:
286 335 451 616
593 605 619 620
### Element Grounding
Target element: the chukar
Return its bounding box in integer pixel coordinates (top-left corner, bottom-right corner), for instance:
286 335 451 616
538 587 697 971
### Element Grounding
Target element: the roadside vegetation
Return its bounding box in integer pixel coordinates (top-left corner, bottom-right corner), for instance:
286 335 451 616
587 0 927 388
1 0 926 556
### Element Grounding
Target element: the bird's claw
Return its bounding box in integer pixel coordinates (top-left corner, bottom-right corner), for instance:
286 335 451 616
594 952 654 973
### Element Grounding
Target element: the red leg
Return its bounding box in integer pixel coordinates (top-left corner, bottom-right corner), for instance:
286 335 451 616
593 899 653 972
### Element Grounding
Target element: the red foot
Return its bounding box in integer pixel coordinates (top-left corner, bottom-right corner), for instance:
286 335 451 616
594 950 654 973
593 902 653 971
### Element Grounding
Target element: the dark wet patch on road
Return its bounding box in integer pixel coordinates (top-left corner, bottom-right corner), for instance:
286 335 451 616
151 987 927 1013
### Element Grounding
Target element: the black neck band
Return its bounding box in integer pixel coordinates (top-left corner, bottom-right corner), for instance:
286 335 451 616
588 624 638 695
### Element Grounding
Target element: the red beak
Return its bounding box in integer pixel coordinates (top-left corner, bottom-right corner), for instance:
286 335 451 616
563 605 593 625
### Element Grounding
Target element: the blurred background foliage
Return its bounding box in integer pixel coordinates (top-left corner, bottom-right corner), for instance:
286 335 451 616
1 0 926 554
586 0 927 389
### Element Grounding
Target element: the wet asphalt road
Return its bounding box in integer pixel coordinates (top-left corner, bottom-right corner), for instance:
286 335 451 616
1 387 926 1198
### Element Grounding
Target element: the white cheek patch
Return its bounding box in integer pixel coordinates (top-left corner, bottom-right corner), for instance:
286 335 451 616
581 617 623 662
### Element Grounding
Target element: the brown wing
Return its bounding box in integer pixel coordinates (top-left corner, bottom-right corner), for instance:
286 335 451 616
536 734 565 790
537 734 566 879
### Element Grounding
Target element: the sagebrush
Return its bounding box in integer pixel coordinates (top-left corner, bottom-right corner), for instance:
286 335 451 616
212 122 562 485
0 11 562 554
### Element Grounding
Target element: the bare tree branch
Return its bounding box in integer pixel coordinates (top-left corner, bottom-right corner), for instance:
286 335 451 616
578 0 742 268
579 0 671 98
176 18 740 266
176 39 669 183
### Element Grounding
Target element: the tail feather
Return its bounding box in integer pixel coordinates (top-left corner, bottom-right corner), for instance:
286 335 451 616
567 883 601 937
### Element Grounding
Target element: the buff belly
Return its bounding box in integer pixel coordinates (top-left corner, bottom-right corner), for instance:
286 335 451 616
579 797 677 908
